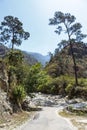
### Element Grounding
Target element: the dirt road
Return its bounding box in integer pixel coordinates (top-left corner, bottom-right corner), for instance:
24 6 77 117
20 107 77 130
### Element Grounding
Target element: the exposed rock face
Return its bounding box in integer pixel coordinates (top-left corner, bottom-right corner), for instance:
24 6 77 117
22 96 42 111
66 101 87 113
22 93 87 115
24 93 66 108
0 89 13 119
0 60 13 122
0 60 8 92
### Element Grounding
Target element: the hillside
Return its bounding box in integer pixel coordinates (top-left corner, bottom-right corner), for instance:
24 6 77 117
22 51 38 65
45 43 87 78
28 52 50 66
0 43 38 65
0 43 50 66
0 43 9 57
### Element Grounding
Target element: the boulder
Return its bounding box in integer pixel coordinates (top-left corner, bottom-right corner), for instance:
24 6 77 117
0 90 13 118
0 60 8 92
66 102 87 114
22 96 41 111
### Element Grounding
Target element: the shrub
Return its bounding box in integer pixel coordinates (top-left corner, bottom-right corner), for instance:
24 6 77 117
75 87 87 100
11 85 26 106
65 83 74 94
37 71 52 94
78 78 87 87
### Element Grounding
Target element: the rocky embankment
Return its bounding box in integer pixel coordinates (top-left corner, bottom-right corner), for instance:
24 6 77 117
23 93 87 110
0 92 87 130
22 93 87 130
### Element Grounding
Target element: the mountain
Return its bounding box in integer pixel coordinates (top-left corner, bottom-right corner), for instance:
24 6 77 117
0 43 38 65
28 52 50 66
0 43 9 57
45 43 87 78
22 51 38 65
0 43 50 66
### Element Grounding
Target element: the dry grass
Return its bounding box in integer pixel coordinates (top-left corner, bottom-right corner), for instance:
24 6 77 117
59 109 87 130
0 111 35 130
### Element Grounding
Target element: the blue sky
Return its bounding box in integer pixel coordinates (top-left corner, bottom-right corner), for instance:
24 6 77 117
0 0 87 55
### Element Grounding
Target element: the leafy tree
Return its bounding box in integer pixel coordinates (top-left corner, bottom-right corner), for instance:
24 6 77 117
37 70 52 93
0 16 30 50
6 50 24 88
49 11 87 85
7 50 24 66
11 85 26 110
25 63 42 93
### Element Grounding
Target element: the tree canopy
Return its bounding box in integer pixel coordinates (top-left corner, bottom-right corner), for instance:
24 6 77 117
49 11 87 85
0 16 30 50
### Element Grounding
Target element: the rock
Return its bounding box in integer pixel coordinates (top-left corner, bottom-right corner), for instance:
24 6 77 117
22 96 31 111
65 99 78 104
0 123 6 128
0 89 13 117
22 96 41 111
66 102 87 113
22 93 87 115
0 60 8 92
2 101 13 114
30 93 63 107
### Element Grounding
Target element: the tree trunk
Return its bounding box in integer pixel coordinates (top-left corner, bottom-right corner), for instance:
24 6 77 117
12 43 14 51
12 28 14 51
69 41 78 86
8 70 11 89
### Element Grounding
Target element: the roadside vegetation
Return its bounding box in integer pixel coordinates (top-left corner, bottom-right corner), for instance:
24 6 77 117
59 109 87 130
0 11 87 113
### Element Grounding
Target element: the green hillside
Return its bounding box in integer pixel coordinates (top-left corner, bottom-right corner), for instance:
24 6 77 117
0 43 38 65
45 43 87 78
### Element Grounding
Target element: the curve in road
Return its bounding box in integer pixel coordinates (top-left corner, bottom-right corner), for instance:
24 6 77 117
20 107 77 130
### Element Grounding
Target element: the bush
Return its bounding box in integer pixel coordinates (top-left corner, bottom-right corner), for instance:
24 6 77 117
78 78 87 87
50 76 74 96
11 85 26 105
24 63 42 93
65 83 76 99
75 87 87 100
65 83 74 94
37 71 52 94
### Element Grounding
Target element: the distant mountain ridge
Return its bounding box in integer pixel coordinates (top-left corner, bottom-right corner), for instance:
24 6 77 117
0 43 37 65
0 43 50 66
28 52 50 66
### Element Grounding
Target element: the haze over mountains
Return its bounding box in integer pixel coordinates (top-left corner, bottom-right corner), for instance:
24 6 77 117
27 52 50 66
0 43 50 66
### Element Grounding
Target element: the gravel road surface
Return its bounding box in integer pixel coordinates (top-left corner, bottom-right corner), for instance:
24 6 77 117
20 107 77 130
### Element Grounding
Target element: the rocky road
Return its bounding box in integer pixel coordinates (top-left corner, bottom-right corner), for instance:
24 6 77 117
15 93 87 130
20 106 77 130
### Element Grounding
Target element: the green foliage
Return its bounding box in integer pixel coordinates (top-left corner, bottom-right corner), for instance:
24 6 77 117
25 63 42 93
49 11 87 85
0 16 30 50
25 63 53 94
46 43 87 79
7 50 24 66
49 76 71 95
78 78 87 87
6 50 26 89
75 78 87 99
37 71 52 93
45 62 60 77
49 11 86 42
8 65 17 88
65 83 74 94
75 86 87 100
11 85 26 104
